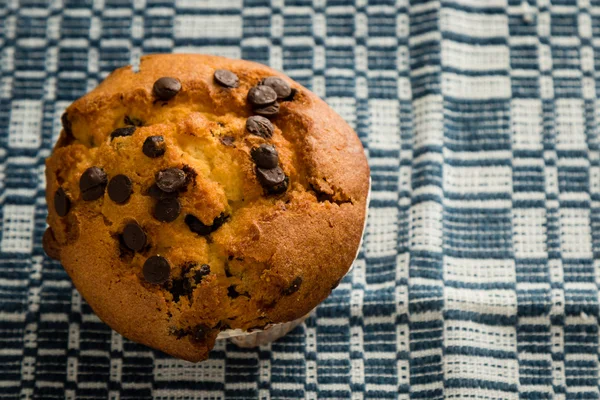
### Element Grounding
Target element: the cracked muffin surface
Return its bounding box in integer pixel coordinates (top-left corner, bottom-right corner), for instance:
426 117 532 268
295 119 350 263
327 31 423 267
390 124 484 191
44 54 370 362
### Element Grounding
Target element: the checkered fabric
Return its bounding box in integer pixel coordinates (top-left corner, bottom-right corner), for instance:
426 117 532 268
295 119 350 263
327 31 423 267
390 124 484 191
1 0 599 399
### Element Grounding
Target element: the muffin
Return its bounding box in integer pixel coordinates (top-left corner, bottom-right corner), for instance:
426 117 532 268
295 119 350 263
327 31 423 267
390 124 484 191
44 54 370 362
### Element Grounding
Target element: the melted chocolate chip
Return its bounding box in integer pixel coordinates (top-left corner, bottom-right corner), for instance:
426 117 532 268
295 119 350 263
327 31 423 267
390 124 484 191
245 115 274 139
220 136 235 146
124 116 144 127
251 144 279 169
156 168 186 193
110 126 136 140
194 264 211 282
54 187 71 217
185 213 228 236
61 112 73 138
169 278 187 302
181 165 197 191
154 197 181 222
143 255 171 284
147 184 178 200
212 213 228 231
143 136 165 158
192 324 210 341
247 85 277 107
153 77 181 101
282 276 302 296
256 166 285 188
107 174 133 204
80 167 107 201
260 76 292 99
267 175 289 195
43 228 61 260
122 222 146 252
282 88 297 102
227 285 240 299
184 215 212 236
253 102 280 117
214 69 239 88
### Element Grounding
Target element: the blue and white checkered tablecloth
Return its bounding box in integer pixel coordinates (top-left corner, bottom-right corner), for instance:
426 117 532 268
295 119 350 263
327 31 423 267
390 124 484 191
1 0 600 399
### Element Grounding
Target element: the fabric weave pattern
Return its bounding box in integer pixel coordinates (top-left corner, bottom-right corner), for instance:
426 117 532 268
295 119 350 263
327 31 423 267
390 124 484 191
1 0 599 399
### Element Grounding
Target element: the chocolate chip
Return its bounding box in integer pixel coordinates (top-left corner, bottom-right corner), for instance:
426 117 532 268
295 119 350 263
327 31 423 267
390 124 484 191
267 175 289 195
181 165 197 191
253 102 279 117
283 88 297 102
43 228 61 260
220 136 235 146
192 324 210 341
143 136 166 158
184 214 212 236
54 187 71 217
61 112 73 138
251 144 279 169
180 263 211 295
256 166 285 188
153 77 181 101
260 76 292 99
122 222 146 252
282 276 302 296
247 85 277 107
245 115 274 139
143 255 171 284
211 213 228 231
156 168 186 193
194 264 211 282
154 197 181 222
107 174 133 204
214 69 239 88
227 285 240 299
169 278 187 302
80 167 108 201
110 126 136 140
185 213 228 236
124 116 144 127
147 184 178 200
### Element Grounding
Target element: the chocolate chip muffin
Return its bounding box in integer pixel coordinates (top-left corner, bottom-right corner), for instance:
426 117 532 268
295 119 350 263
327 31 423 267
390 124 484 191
44 54 370 362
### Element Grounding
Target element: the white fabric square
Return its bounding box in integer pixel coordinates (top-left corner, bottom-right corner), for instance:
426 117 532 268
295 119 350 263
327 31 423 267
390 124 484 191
1 204 35 254
365 207 398 258
368 99 399 151
555 99 586 151
176 0 242 8
9 100 43 149
513 208 547 258
328 97 356 130
174 16 243 38
413 95 444 149
444 257 516 285
440 8 509 38
559 208 592 257
511 99 542 151
442 40 509 71
410 201 443 252
444 164 512 195
442 73 511 99
445 287 517 316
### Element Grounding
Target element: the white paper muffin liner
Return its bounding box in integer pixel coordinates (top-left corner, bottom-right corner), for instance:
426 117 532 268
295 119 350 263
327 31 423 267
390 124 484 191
218 179 371 348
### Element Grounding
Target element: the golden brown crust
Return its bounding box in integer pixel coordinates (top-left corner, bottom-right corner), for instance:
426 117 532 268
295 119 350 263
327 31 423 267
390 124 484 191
45 54 369 362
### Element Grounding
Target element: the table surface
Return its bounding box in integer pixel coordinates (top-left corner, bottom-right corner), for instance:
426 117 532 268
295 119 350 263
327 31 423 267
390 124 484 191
1 1 599 399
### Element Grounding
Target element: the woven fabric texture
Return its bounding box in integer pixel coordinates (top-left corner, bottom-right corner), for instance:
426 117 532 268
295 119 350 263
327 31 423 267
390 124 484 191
1 0 599 399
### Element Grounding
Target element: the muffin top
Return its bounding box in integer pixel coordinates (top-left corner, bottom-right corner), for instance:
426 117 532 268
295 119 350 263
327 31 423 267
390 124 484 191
44 54 370 362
